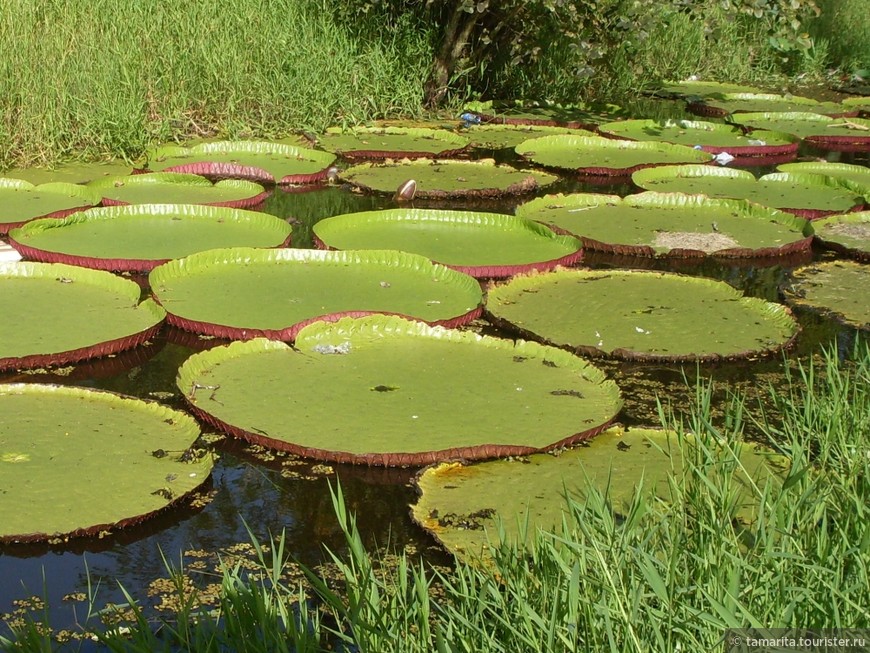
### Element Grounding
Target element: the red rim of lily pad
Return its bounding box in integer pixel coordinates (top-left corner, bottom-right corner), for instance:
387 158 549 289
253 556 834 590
0 179 102 235
729 112 870 151
148 248 485 341
143 141 337 185
0 262 166 372
90 173 272 209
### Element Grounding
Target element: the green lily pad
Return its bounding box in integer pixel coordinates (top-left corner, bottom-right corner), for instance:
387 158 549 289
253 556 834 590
462 100 626 128
597 119 799 158
464 124 593 150
0 179 101 235
176 315 622 466
88 173 270 208
784 260 870 329
339 158 558 199
411 426 786 560
0 383 212 543
687 93 847 118
515 135 712 175
313 208 582 278
486 268 798 362
0 262 165 371
841 96 870 116
315 127 469 160
810 211 870 261
776 161 870 199
515 192 811 258
8 204 292 273
631 165 864 219
145 141 337 184
728 112 870 150
653 80 764 99
149 247 483 339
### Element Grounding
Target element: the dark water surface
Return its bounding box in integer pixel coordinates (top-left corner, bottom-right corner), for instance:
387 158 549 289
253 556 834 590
1 100 867 636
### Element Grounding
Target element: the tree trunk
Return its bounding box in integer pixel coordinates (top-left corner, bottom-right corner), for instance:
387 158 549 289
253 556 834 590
424 4 481 108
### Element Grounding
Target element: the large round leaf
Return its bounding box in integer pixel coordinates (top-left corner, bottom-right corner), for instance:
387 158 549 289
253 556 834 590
339 158 558 199
728 112 870 150
176 315 623 466
776 161 870 199
597 119 799 159
810 211 870 261
784 260 870 329
461 100 626 128
631 165 864 219
653 80 764 99
145 141 337 184
0 262 165 371
411 426 785 560
8 204 292 272
313 208 582 278
0 179 101 235
88 173 271 208
464 124 593 150
515 192 812 258
486 268 799 362
515 135 713 175
687 92 847 118
315 127 469 160
149 248 483 339
0 383 212 543
841 96 870 116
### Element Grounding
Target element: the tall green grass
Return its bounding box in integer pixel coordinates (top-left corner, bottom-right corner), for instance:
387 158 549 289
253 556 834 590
3 340 869 651
0 0 432 169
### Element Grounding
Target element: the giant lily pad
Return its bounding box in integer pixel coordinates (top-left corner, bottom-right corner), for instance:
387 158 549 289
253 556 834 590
464 124 593 150
728 112 870 150
687 93 849 118
0 383 212 543
8 204 292 273
486 268 798 362
313 208 582 278
841 96 870 117
145 141 337 184
89 173 271 208
652 80 765 99
149 248 483 340
784 260 870 329
462 100 626 128
515 135 713 176
0 179 101 235
411 426 785 560
631 165 864 219
176 315 622 466
597 119 799 160
339 158 558 199
315 127 469 160
515 192 812 258
0 262 165 371
810 211 870 261
776 161 870 199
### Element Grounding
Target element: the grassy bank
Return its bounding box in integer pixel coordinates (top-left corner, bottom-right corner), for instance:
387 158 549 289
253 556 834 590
3 339 868 651
0 0 432 169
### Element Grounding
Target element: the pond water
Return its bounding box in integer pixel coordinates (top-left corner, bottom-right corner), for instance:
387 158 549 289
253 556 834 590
0 98 867 637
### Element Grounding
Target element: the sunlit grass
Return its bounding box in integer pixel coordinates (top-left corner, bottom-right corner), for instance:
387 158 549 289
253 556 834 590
0 0 432 169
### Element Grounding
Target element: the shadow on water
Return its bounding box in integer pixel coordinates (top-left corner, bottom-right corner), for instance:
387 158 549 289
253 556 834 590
1 95 868 637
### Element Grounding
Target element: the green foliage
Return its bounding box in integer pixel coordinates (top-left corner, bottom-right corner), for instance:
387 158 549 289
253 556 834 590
810 0 870 72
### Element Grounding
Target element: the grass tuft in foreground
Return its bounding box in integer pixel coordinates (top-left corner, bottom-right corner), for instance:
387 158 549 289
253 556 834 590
2 340 869 651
